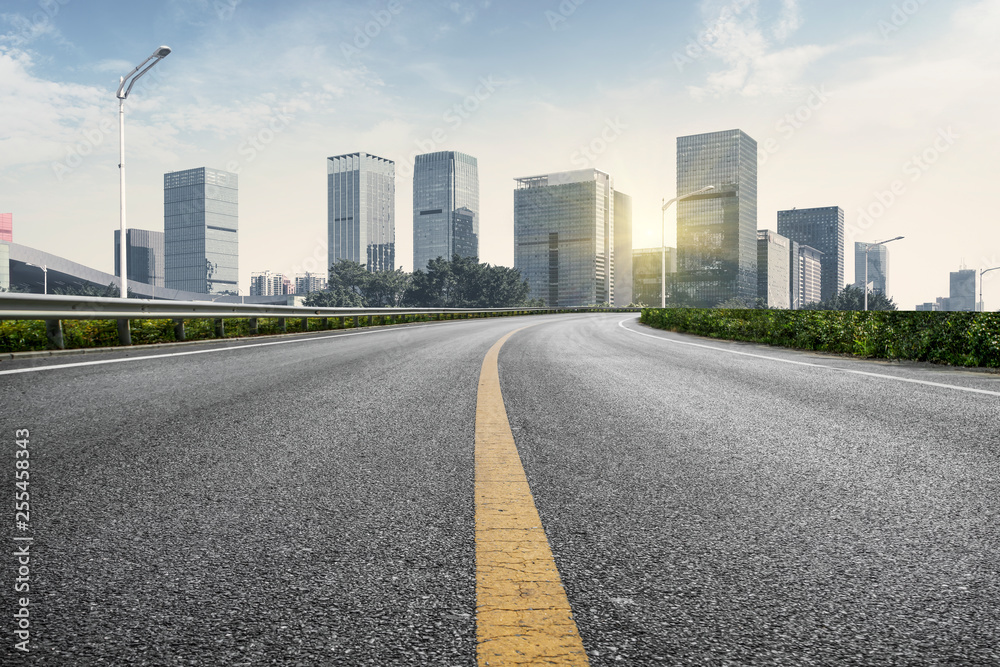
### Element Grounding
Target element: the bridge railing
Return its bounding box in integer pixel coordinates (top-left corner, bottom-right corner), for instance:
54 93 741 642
0 293 638 351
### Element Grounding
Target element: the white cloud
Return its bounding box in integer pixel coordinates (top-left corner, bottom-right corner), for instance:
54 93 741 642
688 0 831 99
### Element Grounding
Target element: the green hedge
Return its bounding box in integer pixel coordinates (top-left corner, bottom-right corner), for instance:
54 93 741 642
640 309 1000 368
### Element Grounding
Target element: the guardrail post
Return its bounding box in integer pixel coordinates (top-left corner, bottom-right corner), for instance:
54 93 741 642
117 319 132 346
249 318 259 335
321 317 329 330
45 319 65 350
279 317 287 333
302 318 309 332
173 319 186 341
215 319 225 338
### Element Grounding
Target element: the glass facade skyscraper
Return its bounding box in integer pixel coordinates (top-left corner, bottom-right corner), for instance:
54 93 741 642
514 169 623 307
778 206 845 303
412 151 479 272
613 191 633 306
632 247 676 307
949 269 976 312
164 167 238 294
854 241 888 296
115 228 165 288
757 230 791 309
328 152 395 273
676 129 758 307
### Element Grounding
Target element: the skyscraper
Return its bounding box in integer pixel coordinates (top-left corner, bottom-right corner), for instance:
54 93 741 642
413 151 479 271
115 228 164 288
0 213 12 242
632 247 676 307
854 241 889 295
328 152 395 273
949 269 976 312
757 230 791 309
613 191 633 305
164 167 238 294
777 206 845 304
792 243 823 309
676 129 758 307
514 169 621 307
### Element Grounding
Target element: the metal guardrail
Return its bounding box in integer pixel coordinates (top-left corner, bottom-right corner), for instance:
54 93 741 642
0 293 639 351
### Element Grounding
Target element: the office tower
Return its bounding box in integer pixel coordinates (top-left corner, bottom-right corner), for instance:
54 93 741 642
0 213 12 242
250 271 294 296
757 230 791 309
164 167 238 294
514 169 616 307
676 129 758 307
790 242 823 309
777 206 845 303
295 273 327 294
413 151 479 271
915 302 936 312
632 247 676 307
613 191 633 305
854 241 889 296
328 152 395 273
949 269 976 312
114 229 165 288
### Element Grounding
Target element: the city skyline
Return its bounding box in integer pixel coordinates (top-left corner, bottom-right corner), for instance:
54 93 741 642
2 1 999 309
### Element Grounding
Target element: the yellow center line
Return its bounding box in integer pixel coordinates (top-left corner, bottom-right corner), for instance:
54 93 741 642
475 327 590 666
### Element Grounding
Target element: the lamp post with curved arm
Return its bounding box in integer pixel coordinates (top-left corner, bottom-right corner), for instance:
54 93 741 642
660 185 715 308
117 46 171 300
860 236 904 311
981 266 1000 312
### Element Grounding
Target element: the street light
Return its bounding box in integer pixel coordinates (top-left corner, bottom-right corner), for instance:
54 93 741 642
117 45 171 300
661 185 715 308
981 266 1000 312
25 263 47 295
860 236 904 311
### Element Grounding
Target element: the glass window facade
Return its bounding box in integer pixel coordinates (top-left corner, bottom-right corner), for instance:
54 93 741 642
328 152 396 273
778 206 845 303
676 129 758 307
790 241 823 309
854 241 889 296
412 151 479 271
613 191 633 305
514 169 619 307
949 269 976 312
632 247 676 307
115 228 165 287
164 168 238 294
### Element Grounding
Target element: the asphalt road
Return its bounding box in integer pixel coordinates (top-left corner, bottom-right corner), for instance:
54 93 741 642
2 313 998 665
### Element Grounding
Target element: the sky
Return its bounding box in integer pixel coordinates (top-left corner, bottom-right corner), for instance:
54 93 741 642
1 0 999 309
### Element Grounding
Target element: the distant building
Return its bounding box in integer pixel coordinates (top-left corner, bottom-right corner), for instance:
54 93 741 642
413 151 479 271
613 191 633 305
0 242 9 291
632 247 676 307
0 213 12 242
854 242 889 296
757 230 791 309
777 206 844 303
936 296 951 311
328 152 395 273
790 242 823 309
250 271 293 296
295 273 327 294
675 129 758 307
949 269 976 311
164 167 238 294
514 169 618 307
915 302 937 311
114 228 165 288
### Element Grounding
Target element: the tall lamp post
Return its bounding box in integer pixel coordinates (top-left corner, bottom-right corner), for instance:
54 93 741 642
981 266 1000 312
26 263 47 295
661 185 715 308
861 236 904 311
117 46 171 300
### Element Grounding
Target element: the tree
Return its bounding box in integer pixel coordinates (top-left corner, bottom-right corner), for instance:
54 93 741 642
52 282 136 298
803 284 898 311
403 255 532 308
